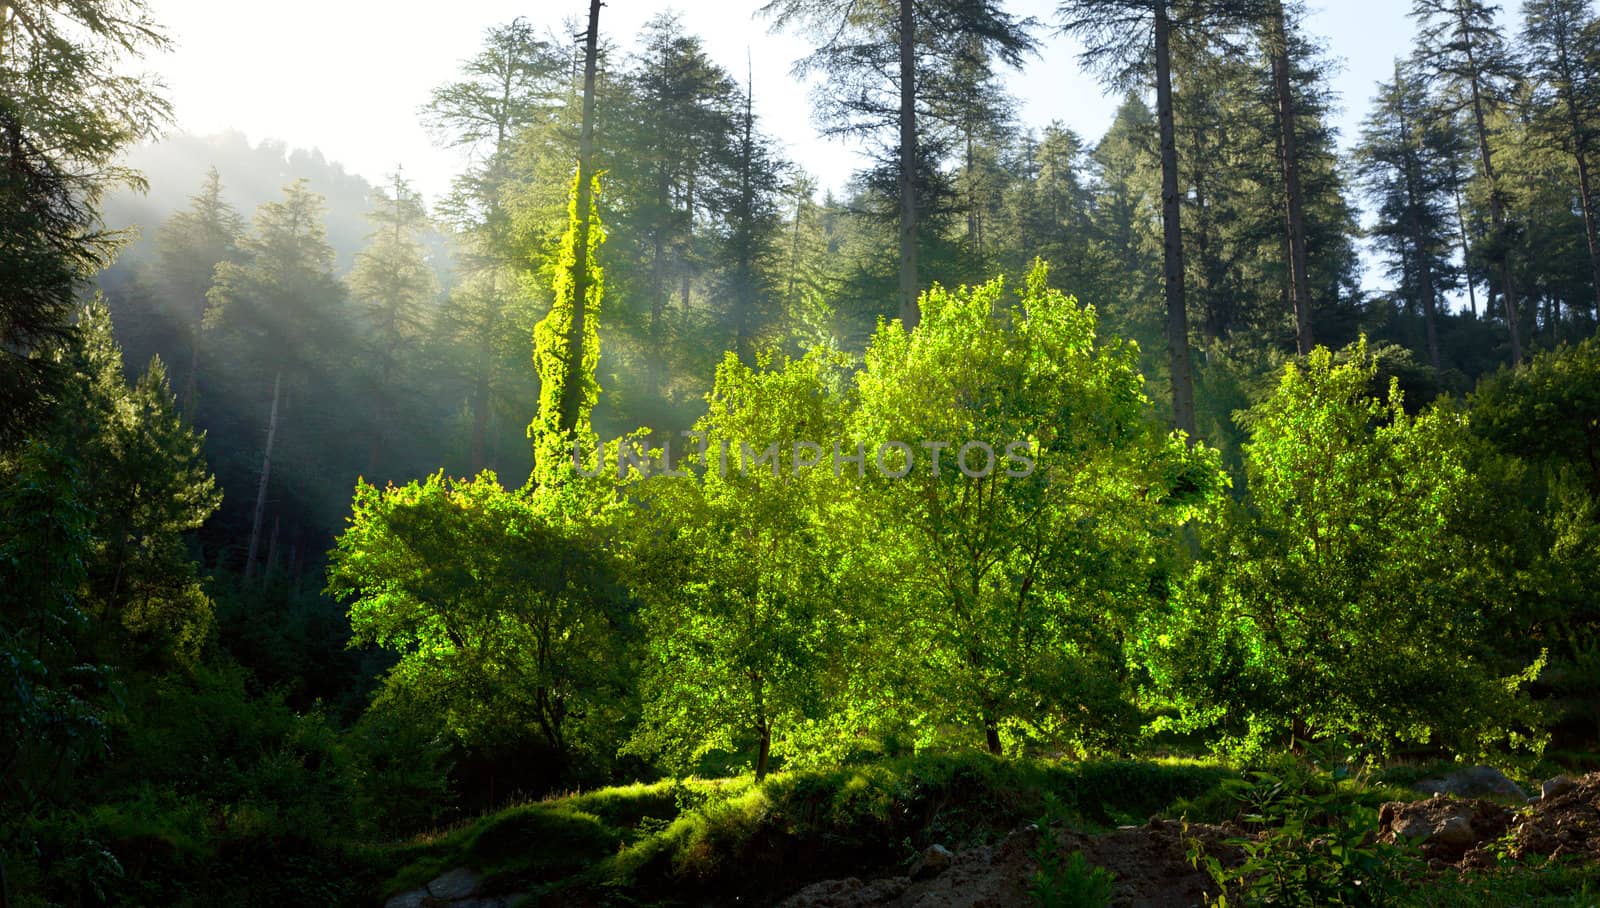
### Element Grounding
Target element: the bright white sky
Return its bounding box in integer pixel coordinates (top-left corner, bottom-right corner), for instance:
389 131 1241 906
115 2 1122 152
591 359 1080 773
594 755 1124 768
146 0 1473 207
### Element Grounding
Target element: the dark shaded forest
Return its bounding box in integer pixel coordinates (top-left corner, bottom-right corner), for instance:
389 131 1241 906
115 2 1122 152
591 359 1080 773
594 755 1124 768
5 0 1600 905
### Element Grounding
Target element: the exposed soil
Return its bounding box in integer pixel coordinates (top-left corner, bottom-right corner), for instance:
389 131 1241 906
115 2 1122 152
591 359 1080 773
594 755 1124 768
1380 771 1600 869
777 820 1242 908
781 774 1600 907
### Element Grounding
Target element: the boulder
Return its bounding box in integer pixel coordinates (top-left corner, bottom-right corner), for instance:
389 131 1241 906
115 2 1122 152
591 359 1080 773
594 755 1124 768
383 891 428 908
427 867 483 901
909 843 954 880
1540 775 1578 802
1413 765 1527 801
1379 797 1513 862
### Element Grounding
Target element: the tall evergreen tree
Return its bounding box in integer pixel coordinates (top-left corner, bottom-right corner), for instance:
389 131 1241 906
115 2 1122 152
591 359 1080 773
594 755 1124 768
1057 0 1214 436
155 167 243 411
764 0 1036 328
348 172 437 478
206 180 346 578
1412 0 1525 363
423 17 567 470
1519 0 1600 316
1358 61 1463 369
0 0 170 446
1261 0 1316 353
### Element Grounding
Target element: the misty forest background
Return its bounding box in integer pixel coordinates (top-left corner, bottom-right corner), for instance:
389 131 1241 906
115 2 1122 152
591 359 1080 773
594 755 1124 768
7 0 1600 904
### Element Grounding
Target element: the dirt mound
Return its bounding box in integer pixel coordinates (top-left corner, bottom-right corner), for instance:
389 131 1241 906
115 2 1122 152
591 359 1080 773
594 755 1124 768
777 821 1237 908
1063 820 1238 908
1378 797 1514 864
1380 772 1600 868
1503 772 1600 862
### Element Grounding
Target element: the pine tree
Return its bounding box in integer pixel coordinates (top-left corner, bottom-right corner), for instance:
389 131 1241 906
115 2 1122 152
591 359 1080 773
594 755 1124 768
155 167 243 411
1358 61 1463 369
206 180 346 579
1412 0 1525 363
423 17 568 470
0 0 170 447
1520 0 1600 316
348 172 437 479
1057 0 1214 436
764 0 1036 328
1260 0 1316 353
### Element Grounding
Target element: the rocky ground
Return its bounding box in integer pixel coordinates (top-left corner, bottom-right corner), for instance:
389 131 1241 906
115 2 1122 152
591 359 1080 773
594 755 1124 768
1380 771 1600 868
778 770 1600 908
384 769 1600 908
777 820 1241 908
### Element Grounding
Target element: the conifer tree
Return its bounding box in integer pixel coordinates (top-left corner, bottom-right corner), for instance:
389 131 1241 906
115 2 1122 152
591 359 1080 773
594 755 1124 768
764 0 1036 328
1412 0 1525 363
349 172 437 477
155 167 243 411
1520 0 1600 316
0 0 170 446
1358 61 1463 369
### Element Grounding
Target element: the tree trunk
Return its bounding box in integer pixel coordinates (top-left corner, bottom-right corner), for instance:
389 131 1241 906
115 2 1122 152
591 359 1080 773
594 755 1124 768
1453 183 1479 319
983 715 1002 756
557 0 602 436
1461 19 1522 364
244 370 281 580
470 374 488 472
265 513 281 582
1565 100 1600 318
1154 1 1197 438
755 721 772 781
897 0 920 328
735 58 756 365
1267 0 1314 355
183 320 201 413
1409 191 1441 370
681 169 695 313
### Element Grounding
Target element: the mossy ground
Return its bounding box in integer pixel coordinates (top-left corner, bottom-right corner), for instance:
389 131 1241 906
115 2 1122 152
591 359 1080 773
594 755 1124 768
368 753 1600 907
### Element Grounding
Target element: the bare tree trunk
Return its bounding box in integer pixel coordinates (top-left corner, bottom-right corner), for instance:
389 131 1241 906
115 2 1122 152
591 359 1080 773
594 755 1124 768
786 190 805 330
681 169 695 313
1409 193 1442 370
897 0 920 328
1155 0 1197 438
470 374 488 472
244 370 281 580
183 321 201 413
984 714 1002 755
735 56 757 364
265 513 280 582
1267 0 1314 355
1453 183 1479 319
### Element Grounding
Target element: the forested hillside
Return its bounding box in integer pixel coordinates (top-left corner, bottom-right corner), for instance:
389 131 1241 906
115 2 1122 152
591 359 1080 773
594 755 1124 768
4 0 1600 905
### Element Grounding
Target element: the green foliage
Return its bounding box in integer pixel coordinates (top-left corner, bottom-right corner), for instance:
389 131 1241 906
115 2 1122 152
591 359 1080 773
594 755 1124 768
625 348 851 779
1187 766 1421 907
1147 340 1548 759
1030 849 1116 908
530 172 606 481
0 0 171 445
327 470 633 780
849 262 1225 752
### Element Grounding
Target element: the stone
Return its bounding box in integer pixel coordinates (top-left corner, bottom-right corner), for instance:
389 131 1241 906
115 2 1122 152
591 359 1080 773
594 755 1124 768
1541 776 1578 802
1432 813 1478 848
383 890 428 908
427 867 483 901
1414 765 1527 801
909 843 953 880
